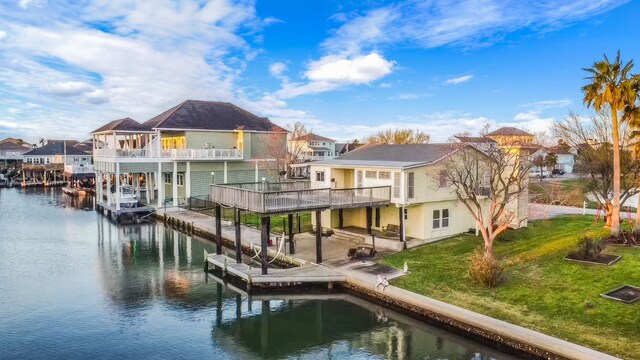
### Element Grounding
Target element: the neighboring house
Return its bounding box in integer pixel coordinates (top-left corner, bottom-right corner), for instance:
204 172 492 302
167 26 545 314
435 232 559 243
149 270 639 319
289 133 336 161
0 138 31 170
91 100 286 210
288 132 336 179
22 140 93 186
458 126 534 229
308 143 493 249
547 145 575 173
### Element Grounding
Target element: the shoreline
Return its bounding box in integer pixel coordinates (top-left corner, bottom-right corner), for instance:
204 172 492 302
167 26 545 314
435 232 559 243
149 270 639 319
155 208 620 360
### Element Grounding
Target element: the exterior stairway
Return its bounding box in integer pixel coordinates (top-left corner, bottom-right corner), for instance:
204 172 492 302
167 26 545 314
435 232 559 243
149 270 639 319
331 228 367 244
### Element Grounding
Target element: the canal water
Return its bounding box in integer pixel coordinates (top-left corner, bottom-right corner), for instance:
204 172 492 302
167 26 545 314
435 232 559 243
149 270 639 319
0 188 517 359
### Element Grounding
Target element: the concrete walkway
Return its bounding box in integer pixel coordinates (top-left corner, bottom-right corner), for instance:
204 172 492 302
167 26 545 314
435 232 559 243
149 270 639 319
159 207 619 360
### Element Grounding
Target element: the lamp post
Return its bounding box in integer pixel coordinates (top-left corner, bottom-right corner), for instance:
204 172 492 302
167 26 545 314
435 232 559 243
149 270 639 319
261 176 266 192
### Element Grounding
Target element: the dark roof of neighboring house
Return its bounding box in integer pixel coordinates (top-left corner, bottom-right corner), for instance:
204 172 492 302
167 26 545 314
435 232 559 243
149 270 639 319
0 142 30 151
24 141 88 156
487 127 533 137
143 100 284 132
310 143 467 168
546 145 573 155
292 132 335 142
455 136 497 143
91 117 150 134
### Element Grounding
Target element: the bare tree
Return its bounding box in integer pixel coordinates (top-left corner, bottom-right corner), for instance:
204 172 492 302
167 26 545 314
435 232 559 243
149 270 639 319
553 112 640 227
257 126 289 180
437 144 530 263
364 129 430 144
286 121 310 165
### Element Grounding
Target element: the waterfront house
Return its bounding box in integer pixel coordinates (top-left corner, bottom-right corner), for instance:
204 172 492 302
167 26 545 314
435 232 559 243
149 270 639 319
91 100 286 211
306 143 495 249
288 132 337 178
21 140 93 186
0 138 31 170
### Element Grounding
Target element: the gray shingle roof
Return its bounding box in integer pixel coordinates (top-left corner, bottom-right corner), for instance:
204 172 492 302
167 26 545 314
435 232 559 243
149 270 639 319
292 132 335 142
143 100 284 132
24 141 88 156
91 117 150 134
311 143 464 168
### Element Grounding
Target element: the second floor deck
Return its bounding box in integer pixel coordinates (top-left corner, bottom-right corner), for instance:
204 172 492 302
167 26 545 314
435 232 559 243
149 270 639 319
93 148 243 163
210 181 391 215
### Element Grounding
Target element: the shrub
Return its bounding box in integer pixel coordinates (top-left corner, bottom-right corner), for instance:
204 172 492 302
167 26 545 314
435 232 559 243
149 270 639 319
568 237 605 261
469 248 504 287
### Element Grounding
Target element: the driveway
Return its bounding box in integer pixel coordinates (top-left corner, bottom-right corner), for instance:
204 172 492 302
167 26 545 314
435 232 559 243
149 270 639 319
529 203 637 221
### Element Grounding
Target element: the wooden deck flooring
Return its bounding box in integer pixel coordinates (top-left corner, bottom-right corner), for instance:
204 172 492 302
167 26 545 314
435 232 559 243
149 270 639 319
207 254 346 284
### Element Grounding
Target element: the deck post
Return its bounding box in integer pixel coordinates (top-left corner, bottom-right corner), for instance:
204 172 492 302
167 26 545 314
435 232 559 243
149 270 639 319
315 210 322 263
338 209 343 229
366 206 372 235
261 216 269 274
399 206 406 248
288 213 294 254
215 204 222 255
235 208 242 263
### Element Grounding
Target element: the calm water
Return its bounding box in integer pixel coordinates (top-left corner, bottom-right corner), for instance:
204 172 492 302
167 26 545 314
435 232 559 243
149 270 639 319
0 188 518 360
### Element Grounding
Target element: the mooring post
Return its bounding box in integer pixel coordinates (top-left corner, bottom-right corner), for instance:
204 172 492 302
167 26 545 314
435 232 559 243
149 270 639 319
260 216 269 275
235 208 242 263
288 213 294 254
215 204 222 255
315 210 322 264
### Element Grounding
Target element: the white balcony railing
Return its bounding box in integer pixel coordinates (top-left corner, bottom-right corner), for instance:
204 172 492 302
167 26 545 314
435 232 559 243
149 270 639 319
64 164 95 174
94 148 243 161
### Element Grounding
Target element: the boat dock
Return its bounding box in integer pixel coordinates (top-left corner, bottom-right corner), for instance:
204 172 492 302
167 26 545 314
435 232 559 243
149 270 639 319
95 202 156 222
206 253 346 289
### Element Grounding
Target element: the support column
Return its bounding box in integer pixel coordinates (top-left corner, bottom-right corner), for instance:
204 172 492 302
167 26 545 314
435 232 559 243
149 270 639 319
145 173 150 204
106 173 111 206
288 213 294 255
215 204 222 255
366 206 372 235
185 162 191 200
399 206 406 250
157 162 163 207
172 161 178 207
315 211 322 264
115 162 121 211
224 161 228 184
338 209 344 229
261 216 270 275
254 160 259 182
235 208 242 263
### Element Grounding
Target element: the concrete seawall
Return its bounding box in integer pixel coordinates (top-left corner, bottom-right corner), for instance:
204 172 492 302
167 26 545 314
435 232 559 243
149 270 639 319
156 209 620 360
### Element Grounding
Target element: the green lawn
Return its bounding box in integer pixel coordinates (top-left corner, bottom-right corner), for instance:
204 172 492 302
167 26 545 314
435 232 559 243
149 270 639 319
382 216 640 359
200 208 312 234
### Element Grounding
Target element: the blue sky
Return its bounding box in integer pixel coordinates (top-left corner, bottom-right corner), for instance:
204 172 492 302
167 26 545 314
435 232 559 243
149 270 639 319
0 0 638 143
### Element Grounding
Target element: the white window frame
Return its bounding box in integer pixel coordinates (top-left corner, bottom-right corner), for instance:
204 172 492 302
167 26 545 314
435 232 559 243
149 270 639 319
315 170 325 182
393 172 400 198
379 171 391 180
432 208 450 229
177 173 184 187
164 173 171 185
407 172 415 199
365 170 377 179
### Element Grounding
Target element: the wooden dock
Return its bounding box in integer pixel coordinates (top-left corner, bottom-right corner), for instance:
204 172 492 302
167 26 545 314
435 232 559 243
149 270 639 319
207 253 346 286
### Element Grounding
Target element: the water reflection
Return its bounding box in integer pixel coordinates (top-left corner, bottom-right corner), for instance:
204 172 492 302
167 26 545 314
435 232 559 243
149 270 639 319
0 188 518 360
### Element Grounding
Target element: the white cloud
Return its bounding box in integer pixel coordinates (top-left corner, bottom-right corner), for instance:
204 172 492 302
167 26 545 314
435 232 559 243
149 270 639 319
0 31 6 41
42 81 93 96
18 0 44 9
276 53 394 98
83 89 109 104
322 1 627 51
269 62 287 77
388 92 431 100
521 99 572 110
445 74 473 84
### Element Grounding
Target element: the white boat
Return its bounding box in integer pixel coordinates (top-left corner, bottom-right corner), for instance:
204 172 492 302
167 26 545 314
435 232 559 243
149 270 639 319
117 185 138 208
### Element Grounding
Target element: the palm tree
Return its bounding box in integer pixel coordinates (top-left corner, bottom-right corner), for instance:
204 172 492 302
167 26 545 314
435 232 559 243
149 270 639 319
624 74 640 231
582 51 638 236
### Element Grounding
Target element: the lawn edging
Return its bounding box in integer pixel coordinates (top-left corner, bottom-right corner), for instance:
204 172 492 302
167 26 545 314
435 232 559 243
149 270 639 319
341 274 620 360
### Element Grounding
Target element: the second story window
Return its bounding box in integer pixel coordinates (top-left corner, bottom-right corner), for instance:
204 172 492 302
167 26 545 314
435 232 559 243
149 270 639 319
439 170 448 188
379 171 391 180
315 171 325 182
365 170 377 179
393 172 400 198
407 172 415 199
